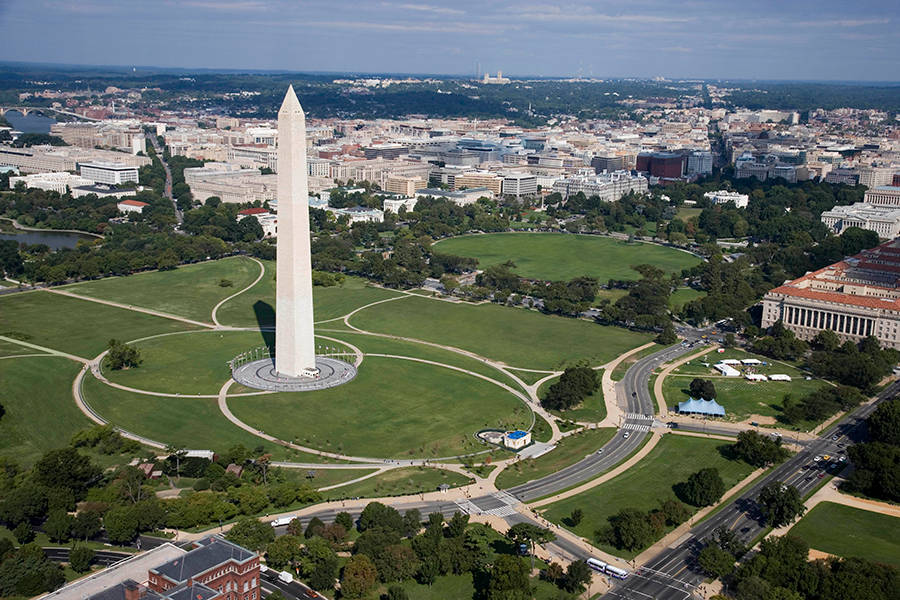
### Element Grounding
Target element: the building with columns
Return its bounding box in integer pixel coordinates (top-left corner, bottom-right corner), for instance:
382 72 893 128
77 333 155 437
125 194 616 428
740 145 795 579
761 238 900 349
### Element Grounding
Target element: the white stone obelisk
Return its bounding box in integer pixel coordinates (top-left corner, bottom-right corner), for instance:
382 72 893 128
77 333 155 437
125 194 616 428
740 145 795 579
275 86 318 378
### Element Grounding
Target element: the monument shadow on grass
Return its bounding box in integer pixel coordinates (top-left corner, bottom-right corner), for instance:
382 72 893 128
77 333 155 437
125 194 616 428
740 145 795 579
253 300 275 350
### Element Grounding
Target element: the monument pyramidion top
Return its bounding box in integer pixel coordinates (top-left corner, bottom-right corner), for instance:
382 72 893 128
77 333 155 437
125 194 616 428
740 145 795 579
279 84 305 117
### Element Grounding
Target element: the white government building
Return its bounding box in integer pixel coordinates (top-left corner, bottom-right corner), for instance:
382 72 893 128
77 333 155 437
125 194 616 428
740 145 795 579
703 190 749 208
820 203 900 239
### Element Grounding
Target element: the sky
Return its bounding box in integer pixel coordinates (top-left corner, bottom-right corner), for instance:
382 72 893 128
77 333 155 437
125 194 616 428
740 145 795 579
0 0 898 81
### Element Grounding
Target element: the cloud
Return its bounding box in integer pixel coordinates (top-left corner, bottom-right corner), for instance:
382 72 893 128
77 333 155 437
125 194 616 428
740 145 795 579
249 19 506 35
513 5 692 24
382 3 465 16
181 0 268 11
796 18 890 27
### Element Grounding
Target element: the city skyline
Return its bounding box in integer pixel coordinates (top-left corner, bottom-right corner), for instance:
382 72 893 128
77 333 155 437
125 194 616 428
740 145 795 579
0 0 898 82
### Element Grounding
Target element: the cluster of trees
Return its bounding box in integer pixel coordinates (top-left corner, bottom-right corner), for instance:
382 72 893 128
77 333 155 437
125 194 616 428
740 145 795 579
244 501 566 599
842 399 900 502
807 332 900 392
676 467 726 507
597 265 678 331
752 321 809 361
71 425 141 456
728 431 791 468
757 481 806 528
541 365 599 411
689 378 717 400
9 133 67 147
0 239 24 278
104 339 142 370
702 533 897 600
182 200 266 243
0 540 66 597
781 386 865 426
596 497 692 552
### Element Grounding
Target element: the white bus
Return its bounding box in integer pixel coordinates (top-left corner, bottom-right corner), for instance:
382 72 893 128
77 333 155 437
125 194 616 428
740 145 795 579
586 557 628 580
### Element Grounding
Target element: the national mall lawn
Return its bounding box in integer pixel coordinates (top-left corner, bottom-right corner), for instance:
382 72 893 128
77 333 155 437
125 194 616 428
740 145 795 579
434 232 700 281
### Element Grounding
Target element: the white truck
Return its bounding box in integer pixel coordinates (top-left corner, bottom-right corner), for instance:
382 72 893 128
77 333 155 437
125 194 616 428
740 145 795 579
270 516 296 528
278 571 293 584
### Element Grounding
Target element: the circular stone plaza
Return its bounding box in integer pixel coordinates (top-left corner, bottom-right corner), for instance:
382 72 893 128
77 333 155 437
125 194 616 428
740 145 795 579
232 355 357 392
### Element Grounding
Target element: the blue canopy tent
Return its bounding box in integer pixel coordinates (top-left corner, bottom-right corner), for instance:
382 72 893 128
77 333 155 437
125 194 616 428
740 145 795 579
677 397 726 417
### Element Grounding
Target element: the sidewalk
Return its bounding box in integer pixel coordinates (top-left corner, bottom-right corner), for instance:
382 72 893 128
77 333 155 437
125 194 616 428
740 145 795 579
596 341 656 428
653 346 717 416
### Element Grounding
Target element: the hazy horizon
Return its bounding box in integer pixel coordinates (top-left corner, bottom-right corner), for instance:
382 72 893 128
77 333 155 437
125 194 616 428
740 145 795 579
0 1 898 82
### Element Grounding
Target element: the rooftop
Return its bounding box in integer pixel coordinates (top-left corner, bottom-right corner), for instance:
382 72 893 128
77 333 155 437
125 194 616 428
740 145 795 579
151 537 255 584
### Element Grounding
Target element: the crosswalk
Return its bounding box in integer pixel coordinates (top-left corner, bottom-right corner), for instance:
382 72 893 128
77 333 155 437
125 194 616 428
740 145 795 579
626 412 654 421
622 422 651 432
453 499 480 515
455 491 521 517
482 505 519 517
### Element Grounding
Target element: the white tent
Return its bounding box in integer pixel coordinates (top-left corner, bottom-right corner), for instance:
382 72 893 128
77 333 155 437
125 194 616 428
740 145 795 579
770 374 792 381
741 358 762 365
745 373 768 381
714 363 741 377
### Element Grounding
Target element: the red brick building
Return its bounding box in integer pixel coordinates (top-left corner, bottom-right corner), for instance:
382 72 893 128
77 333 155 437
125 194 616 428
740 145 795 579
148 537 260 600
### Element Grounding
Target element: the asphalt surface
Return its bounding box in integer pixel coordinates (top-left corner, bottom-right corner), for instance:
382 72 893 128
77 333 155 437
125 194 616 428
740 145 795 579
604 379 900 600
43 547 134 566
146 134 182 224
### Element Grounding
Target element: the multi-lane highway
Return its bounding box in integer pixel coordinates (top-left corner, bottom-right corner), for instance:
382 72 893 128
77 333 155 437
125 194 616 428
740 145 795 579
605 379 900 600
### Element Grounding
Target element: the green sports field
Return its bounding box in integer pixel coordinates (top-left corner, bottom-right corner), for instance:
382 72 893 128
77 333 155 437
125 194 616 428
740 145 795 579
61 257 261 323
434 233 700 281
228 356 532 458
541 435 756 559
788 502 900 567
349 295 653 369
0 291 197 359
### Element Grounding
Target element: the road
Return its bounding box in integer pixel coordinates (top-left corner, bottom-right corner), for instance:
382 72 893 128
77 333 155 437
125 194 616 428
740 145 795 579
146 134 181 224
260 567 323 600
43 547 134 566
605 379 900 600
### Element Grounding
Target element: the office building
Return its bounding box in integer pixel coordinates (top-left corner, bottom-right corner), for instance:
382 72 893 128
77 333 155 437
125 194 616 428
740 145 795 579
864 186 900 208
384 175 426 196
8 172 93 194
820 203 900 239
501 173 537 197
415 187 491 206
761 238 900 350
0 145 150 173
686 151 713 176
591 155 625 174
636 152 685 179
80 162 140 185
858 166 895 189
551 171 648 202
454 171 502 195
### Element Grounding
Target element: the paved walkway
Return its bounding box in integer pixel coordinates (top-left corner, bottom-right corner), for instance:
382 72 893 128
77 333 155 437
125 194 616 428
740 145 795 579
211 256 266 326
597 341 656 428
0 335 88 363
44 288 215 329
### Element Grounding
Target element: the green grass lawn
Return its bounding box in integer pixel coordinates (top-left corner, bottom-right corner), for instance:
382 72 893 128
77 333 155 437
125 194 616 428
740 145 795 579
541 435 756 559
434 232 700 281
0 338 47 357
350 295 653 369
663 349 826 425
675 207 703 221
537 375 607 422
594 288 629 303
81 374 334 462
496 428 616 489
333 330 524 391
214 260 402 326
0 356 93 467
669 287 706 311
0 291 197 359
788 502 900 567
61 257 261 323
279 467 379 491
321 467 472 500
229 356 531 459
103 330 352 395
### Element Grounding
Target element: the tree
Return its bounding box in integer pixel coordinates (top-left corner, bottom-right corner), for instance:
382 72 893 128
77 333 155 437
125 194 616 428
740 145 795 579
568 508 584 526
300 537 339 591
487 555 531 600
415 555 439 586
656 323 678 345
698 544 735 579
358 502 403 535
679 468 726 507
104 339 142 370
44 510 73 543
599 508 658 552
103 506 139 544
542 366 599 411
506 522 555 571
341 554 378 599
68 546 95 573
446 512 469 538
72 510 102 541
562 560 592 593
265 535 303 570
0 543 65 596
336 511 354 531
33 447 101 499
305 516 325 539
731 431 790 467
689 378 717 400
867 399 900 446
757 482 806 528
225 518 274 552
13 522 34 544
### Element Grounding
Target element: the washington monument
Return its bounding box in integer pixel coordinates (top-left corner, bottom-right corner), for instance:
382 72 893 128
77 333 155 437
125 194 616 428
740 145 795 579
275 85 318 378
